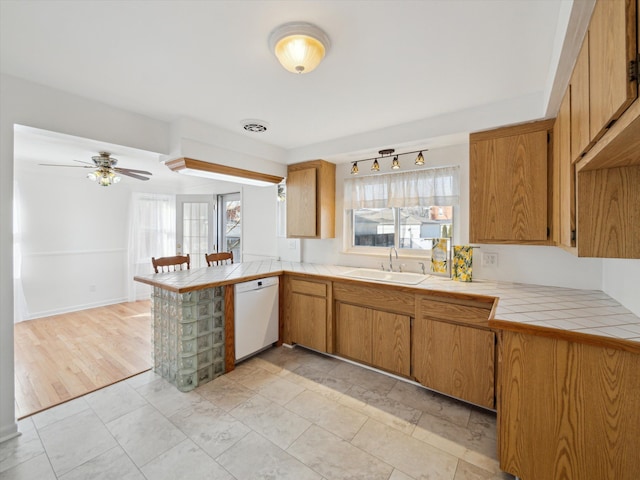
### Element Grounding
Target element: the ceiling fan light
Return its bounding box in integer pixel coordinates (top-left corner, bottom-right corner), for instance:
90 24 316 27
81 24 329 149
87 172 97 181
113 175 121 184
269 22 330 74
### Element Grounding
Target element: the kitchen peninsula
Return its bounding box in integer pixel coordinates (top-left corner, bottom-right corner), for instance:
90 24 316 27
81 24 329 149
134 260 640 480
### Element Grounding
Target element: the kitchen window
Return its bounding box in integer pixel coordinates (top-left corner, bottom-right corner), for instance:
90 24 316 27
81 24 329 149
344 166 459 256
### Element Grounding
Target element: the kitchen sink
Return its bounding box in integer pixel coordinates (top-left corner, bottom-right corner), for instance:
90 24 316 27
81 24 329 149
340 268 428 285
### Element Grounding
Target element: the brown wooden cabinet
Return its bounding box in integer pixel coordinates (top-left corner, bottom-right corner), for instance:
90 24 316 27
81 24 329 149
469 119 554 244
570 35 591 161
413 295 495 409
333 282 413 377
552 89 577 251
497 329 640 480
286 160 335 239
284 276 331 352
335 301 411 377
588 0 637 143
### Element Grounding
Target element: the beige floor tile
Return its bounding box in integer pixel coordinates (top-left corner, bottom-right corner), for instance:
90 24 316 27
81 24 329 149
141 439 232 480
230 394 311 449
169 400 250 458
341 385 422 435
288 425 394 480
255 376 306 405
413 411 497 459
285 390 367 440
0 422 45 473
0 453 56 480
217 431 321 480
283 365 351 401
389 469 415 480
136 377 204 417
352 419 458 480
453 460 514 480
387 381 472 427
58 446 144 480
195 375 255 411
329 361 397 395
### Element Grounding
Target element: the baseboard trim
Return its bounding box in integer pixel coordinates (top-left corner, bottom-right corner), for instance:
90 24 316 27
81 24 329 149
22 297 129 321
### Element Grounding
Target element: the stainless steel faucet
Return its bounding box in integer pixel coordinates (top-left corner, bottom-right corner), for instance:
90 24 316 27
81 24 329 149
389 247 398 272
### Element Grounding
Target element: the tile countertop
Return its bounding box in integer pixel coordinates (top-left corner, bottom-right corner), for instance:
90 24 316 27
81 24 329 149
134 260 640 346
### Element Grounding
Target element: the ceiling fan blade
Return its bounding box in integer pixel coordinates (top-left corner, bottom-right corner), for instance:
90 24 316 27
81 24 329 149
39 163 94 168
117 170 150 181
73 159 96 166
115 167 153 175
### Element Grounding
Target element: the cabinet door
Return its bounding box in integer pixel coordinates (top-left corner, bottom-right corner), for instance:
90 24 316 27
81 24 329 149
557 89 576 249
290 292 327 352
570 35 590 160
286 167 317 237
335 303 372 364
589 0 637 142
470 125 549 243
372 310 410 377
414 318 495 409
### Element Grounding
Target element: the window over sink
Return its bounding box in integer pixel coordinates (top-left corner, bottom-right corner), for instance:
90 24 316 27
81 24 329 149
344 166 459 256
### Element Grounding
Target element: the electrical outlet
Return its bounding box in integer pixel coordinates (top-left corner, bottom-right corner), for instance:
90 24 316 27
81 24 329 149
482 253 498 268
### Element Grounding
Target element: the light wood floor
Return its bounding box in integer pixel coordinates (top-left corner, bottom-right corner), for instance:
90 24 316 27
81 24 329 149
14 300 152 419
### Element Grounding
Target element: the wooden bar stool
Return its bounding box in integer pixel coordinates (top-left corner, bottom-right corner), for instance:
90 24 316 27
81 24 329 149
152 254 190 273
205 252 234 266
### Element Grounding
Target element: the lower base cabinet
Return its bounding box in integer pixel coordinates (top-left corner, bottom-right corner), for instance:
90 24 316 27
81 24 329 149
413 318 495 409
286 276 331 353
498 330 640 480
335 302 411 377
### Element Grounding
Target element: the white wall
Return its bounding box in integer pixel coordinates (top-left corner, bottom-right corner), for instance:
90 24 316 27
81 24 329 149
242 184 279 261
15 169 130 319
602 259 640 317
300 143 604 291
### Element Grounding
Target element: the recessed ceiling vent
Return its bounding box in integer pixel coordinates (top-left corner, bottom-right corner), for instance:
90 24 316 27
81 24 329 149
241 119 269 133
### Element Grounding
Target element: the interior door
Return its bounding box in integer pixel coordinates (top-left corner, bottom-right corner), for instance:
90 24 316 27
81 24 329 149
176 195 216 269
218 193 241 262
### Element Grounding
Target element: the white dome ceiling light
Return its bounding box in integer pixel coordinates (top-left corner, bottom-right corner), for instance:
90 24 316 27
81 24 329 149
268 22 330 74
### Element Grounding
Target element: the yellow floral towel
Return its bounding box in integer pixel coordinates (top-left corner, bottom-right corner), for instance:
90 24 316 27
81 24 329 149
452 245 473 282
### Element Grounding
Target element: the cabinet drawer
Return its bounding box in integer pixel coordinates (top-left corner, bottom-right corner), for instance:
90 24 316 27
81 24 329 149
290 278 327 297
333 282 414 316
419 297 491 327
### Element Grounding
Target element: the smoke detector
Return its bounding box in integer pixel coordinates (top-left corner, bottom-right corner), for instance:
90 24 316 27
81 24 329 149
241 119 269 133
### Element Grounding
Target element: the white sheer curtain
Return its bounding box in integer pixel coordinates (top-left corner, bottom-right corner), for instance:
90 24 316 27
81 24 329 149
344 166 460 209
127 193 176 301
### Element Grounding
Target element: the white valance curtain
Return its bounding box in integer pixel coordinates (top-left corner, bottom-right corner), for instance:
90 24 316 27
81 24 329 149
344 166 460 209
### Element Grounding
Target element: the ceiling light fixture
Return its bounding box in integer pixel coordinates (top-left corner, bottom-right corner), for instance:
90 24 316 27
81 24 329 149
349 148 429 175
269 22 330 74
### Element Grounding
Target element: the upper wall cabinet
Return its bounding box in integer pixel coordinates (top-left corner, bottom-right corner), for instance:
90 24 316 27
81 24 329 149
570 36 591 161
588 0 638 145
469 119 554 244
286 160 336 239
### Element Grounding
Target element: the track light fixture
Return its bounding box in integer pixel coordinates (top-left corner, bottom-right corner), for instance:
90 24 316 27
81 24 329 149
349 148 429 175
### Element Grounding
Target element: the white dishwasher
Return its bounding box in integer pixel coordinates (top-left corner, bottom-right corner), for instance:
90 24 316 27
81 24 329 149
234 276 279 362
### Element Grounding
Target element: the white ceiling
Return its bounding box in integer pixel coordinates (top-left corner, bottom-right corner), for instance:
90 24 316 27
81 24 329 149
2 0 571 170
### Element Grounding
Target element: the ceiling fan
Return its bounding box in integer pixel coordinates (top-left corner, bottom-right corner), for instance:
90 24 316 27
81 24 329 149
40 151 152 186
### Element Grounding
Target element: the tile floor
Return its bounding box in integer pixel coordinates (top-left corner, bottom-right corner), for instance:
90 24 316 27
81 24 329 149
1 346 514 480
